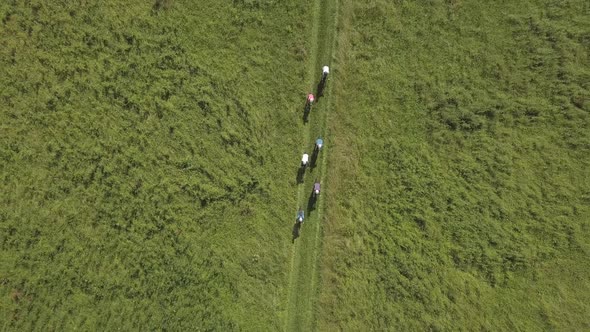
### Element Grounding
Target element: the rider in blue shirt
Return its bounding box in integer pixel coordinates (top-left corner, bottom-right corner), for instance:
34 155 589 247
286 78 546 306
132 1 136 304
297 208 305 223
315 137 323 151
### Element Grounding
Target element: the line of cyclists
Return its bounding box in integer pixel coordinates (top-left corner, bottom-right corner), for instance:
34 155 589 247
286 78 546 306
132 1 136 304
298 65 329 224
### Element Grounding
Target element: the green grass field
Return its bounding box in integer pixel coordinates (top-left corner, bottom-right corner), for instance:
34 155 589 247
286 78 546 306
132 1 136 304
1 0 589 330
319 0 590 330
1 1 314 329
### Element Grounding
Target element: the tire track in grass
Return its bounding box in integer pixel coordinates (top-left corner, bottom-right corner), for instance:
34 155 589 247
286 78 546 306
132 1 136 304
284 0 339 331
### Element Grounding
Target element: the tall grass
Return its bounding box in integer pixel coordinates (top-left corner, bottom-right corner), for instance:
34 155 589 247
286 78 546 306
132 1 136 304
319 0 590 330
0 0 313 329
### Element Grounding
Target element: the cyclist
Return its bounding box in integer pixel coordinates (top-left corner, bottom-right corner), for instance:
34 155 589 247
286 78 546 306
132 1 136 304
301 153 309 167
313 182 321 196
315 137 323 151
307 93 315 106
297 207 305 223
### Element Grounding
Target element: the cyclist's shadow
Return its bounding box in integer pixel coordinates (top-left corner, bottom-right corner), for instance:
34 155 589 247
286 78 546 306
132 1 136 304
310 149 319 171
292 222 301 243
303 103 311 123
316 78 326 98
296 166 305 184
307 190 317 212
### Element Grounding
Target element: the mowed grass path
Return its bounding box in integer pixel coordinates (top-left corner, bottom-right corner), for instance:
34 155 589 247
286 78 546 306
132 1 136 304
284 0 338 331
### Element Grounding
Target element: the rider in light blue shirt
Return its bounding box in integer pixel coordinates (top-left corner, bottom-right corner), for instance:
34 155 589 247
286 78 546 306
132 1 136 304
315 137 323 151
297 208 305 223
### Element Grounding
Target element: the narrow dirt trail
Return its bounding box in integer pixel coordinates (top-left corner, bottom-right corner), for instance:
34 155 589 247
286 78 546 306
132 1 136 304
284 0 339 331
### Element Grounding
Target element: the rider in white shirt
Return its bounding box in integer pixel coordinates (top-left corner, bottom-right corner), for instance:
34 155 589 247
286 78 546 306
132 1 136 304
301 153 309 166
